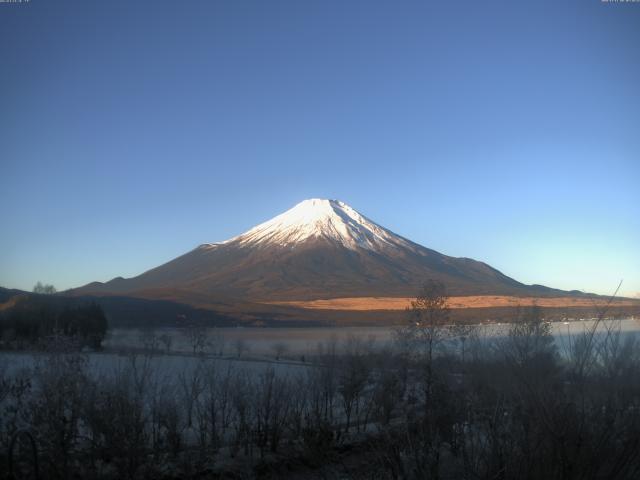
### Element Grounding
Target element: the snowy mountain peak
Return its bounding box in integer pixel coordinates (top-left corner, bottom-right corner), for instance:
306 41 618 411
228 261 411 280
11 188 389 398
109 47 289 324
218 198 412 251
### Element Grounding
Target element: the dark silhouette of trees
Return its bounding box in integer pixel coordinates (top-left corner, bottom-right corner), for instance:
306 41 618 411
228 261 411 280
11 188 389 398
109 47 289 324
33 282 57 295
57 303 108 349
0 298 107 350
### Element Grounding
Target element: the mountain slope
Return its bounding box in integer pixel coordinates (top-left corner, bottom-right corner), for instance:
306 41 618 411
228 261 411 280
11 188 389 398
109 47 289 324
71 199 567 302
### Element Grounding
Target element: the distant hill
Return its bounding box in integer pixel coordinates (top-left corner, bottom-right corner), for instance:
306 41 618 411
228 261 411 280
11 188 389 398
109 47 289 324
0 287 241 328
0 286 25 305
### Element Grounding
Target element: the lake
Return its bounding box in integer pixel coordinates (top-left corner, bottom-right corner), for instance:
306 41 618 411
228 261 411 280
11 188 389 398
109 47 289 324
103 317 640 356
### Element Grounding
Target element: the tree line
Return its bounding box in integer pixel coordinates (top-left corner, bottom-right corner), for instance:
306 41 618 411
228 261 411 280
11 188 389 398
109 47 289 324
0 294 108 350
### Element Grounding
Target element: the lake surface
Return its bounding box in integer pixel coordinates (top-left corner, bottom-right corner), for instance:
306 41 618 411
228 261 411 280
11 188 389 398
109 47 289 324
104 318 640 356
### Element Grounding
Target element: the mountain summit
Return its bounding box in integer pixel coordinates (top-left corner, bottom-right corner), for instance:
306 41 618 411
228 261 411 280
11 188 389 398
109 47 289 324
74 199 563 302
208 198 415 252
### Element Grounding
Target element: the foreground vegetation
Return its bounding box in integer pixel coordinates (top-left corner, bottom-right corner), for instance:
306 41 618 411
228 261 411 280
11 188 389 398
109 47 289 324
1 283 639 479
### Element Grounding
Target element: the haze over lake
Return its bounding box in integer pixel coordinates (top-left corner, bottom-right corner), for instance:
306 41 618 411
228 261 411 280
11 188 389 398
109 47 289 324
101 318 640 356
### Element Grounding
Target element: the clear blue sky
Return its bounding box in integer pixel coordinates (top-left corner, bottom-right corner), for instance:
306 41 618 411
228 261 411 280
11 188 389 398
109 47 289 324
1 0 638 297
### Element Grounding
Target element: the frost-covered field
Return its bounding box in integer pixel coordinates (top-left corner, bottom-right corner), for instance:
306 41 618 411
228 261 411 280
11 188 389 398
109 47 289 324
0 350 310 379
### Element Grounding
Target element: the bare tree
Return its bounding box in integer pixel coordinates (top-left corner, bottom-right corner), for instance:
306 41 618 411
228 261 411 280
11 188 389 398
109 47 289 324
28 351 88 479
33 282 56 294
372 367 404 426
450 323 474 365
338 353 369 433
209 328 226 356
253 367 292 456
183 325 207 355
400 280 452 399
566 281 624 382
271 342 288 360
82 364 149 478
159 332 173 354
503 303 557 371
138 329 161 354
179 365 203 429
234 338 249 358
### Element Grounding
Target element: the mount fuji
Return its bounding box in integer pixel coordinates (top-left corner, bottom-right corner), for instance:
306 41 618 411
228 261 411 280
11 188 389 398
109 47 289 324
72 199 565 304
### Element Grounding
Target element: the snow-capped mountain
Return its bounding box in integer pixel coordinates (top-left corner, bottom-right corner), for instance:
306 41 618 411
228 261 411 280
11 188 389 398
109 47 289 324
209 199 416 252
73 199 561 302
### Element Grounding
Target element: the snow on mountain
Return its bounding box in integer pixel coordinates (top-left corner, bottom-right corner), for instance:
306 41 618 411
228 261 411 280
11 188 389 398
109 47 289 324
205 198 414 252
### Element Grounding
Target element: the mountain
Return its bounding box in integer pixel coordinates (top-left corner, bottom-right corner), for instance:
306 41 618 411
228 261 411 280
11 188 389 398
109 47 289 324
71 198 567 303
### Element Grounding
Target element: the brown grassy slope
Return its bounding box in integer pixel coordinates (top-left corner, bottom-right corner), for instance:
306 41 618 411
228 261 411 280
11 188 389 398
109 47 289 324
268 295 640 311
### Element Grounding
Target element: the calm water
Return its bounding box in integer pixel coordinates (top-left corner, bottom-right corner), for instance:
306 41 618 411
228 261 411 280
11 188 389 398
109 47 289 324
104 318 640 356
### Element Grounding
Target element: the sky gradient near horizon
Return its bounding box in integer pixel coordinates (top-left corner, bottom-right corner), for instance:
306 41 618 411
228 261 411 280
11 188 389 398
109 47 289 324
1 0 639 297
